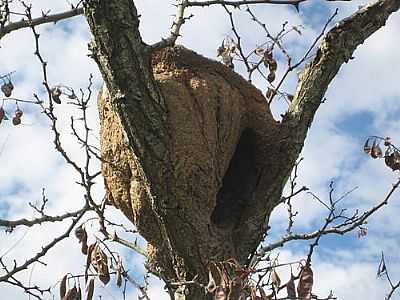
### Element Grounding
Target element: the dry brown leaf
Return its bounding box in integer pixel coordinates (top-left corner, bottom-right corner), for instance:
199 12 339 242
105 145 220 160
0 107 4 123
259 287 270 300
217 40 225 57
86 278 95 300
268 59 277 72
51 87 62 104
207 269 217 293
15 109 23 118
271 269 281 288
363 139 371 154
357 227 368 238
85 244 95 282
371 141 382 159
297 265 313 300
91 243 110 285
115 257 123 288
60 274 68 298
286 273 296 299
263 51 273 63
1 82 13 97
250 285 257 300
254 47 265 57
227 277 242 300
214 286 227 300
75 226 88 255
62 286 79 300
75 225 87 243
77 286 82 300
385 150 400 171
216 266 229 290
266 88 276 101
267 72 276 83
12 116 21 126
222 53 234 69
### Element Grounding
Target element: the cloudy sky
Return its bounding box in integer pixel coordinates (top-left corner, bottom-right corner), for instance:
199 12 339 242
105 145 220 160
0 0 400 299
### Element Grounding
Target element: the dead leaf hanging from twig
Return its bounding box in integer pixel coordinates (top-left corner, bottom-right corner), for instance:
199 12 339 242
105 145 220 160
75 225 88 255
90 243 110 285
286 273 296 299
60 274 68 299
85 278 95 300
217 38 237 69
297 264 313 300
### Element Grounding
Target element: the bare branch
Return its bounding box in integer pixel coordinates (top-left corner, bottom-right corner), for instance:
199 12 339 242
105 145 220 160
0 207 88 229
256 178 400 259
152 0 192 49
187 0 350 8
0 209 87 283
0 7 83 40
283 0 400 141
386 281 400 300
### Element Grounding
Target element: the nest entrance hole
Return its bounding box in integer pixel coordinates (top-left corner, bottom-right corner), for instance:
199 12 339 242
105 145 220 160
211 128 258 228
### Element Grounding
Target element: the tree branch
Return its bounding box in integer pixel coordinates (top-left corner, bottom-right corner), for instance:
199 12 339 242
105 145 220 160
257 177 400 259
187 0 350 8
83 0 169 170
0 207 87 229
151 0 191 49
0 7 83 40
0 209 86 283
283 0 400 141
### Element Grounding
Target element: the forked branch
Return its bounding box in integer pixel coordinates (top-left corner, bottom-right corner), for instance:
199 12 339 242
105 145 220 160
284 0 400 139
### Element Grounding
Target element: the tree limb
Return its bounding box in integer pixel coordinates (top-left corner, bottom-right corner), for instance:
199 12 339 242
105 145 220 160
283 0 400 142
256 177 400 260
0 7 83 40
0 209 86 282
0 207 87 229
152 0 190 49
187 0 350 8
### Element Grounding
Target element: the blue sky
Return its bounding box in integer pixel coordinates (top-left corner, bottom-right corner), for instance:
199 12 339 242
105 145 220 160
0 0 400 299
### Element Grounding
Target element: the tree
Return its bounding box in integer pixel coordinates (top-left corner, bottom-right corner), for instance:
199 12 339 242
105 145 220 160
0 0 400 299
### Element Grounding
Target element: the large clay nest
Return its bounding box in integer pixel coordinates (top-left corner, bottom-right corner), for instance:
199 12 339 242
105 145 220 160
98 46 279 267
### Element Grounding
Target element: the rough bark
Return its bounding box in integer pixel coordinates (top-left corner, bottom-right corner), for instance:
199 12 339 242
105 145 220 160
83 0 400 299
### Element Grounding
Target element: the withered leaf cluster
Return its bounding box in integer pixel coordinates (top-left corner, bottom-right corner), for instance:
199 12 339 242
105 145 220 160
75 226 111 285
0 105 24 126
50 85 77 104
206 260 248 300
111 255 124 288
206 259 314 300
297 265 313 300
255 47 278 83
364 137 400 171
87 242 110 285
59 275 83 300
217 38 237 69
59 225 126 300
0 78 24 126
357 227 368 239
364 138 383 159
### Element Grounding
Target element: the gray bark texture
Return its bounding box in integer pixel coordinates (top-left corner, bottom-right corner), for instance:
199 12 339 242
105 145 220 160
83 0 400 299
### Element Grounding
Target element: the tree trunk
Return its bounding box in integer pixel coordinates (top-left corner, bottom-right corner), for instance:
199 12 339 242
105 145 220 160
83 0 400 298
